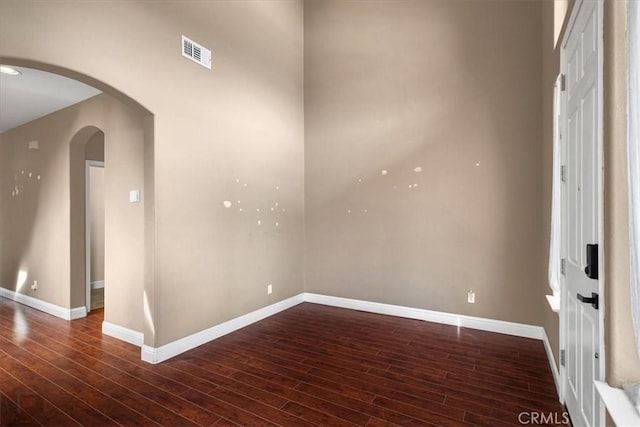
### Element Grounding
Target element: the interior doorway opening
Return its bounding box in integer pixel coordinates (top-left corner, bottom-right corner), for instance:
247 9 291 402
70 127 106 315
86 159 105 312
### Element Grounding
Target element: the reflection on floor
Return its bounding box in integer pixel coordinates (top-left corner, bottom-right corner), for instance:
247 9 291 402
0 299 565 426
91 288 104 310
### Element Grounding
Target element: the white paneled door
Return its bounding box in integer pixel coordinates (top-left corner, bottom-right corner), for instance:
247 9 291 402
560 1 603 426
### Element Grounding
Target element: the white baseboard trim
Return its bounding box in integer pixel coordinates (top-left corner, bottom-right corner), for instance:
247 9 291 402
141 293 305 364
71 306 88 320
307 293 563 400
91 281 105 290
0 287 86 321
102 321 143 347
542 329 562 402
138 287 560 398
304 293 545 340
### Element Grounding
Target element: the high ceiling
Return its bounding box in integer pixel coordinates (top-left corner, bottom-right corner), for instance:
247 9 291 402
0 65 101 134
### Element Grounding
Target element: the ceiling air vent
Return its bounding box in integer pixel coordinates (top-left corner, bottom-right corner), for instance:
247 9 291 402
182 35 212 70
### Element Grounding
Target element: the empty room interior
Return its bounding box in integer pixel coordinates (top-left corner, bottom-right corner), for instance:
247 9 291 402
1 0 639 426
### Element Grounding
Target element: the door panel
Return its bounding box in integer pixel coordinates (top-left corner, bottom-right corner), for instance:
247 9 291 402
584 8 597 64
561 1 602 426
582 84 597 242
568 109 580 265
568 296 579 395
580 308 596 424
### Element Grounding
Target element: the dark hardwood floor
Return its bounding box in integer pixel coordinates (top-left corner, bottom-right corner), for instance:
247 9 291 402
0 297 565 426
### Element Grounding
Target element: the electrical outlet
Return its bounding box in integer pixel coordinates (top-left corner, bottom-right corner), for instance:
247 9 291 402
31 280 38 291
267 284 273 295
467 290 475 304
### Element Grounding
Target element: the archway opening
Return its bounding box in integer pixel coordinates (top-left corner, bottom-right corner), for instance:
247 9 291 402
0 58 155 349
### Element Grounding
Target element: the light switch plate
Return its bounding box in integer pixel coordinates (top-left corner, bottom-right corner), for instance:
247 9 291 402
129 190 140 203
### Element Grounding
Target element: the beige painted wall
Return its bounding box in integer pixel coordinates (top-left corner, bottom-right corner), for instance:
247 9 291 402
89 166 105 283
85 132 104 162
603 0 640 387
0 93 146 334
0 0 305 347
304 0 545 325
0 120 68 305
2 2 636 395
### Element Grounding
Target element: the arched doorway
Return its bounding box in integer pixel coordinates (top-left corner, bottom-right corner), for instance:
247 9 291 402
69 127 104 313
0 58 154 348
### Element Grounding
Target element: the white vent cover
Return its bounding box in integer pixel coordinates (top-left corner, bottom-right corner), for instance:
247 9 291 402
182 35 212 70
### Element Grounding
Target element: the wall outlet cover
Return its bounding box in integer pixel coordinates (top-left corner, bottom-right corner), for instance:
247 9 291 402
467 291 475 304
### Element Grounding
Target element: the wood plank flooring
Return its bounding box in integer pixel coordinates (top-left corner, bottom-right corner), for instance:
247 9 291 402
0 297 565 426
